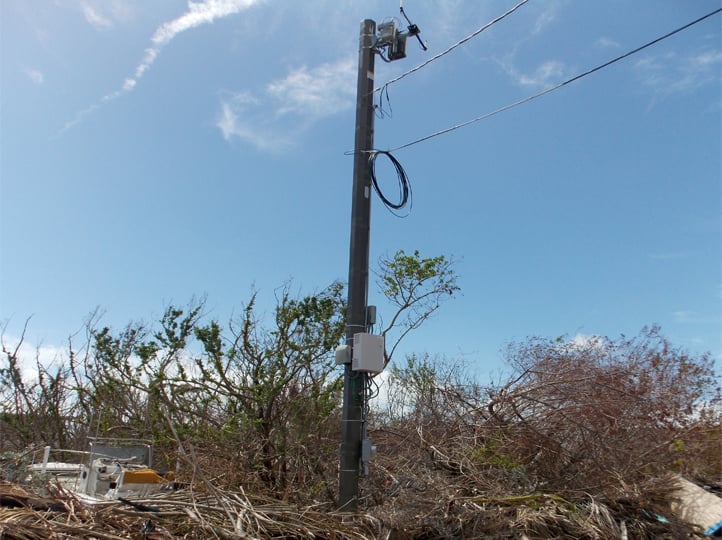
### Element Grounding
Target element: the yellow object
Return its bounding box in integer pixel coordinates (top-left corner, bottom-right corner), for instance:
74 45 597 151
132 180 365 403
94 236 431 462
122 469 165 484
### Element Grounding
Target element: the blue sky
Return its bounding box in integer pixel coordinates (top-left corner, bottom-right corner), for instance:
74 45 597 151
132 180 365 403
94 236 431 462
1 0 720 381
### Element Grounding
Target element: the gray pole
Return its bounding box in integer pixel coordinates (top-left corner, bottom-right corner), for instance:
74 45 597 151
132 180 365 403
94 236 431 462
338 18 376 513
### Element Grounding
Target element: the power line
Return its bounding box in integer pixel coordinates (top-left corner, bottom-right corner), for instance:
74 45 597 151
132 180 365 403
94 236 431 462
374 0 531 94
389 7 722 153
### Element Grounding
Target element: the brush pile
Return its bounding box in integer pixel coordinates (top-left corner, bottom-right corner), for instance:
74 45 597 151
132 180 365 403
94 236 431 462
0 480 705 540
2 327 720 538
0 441 714 539
0 480 384 540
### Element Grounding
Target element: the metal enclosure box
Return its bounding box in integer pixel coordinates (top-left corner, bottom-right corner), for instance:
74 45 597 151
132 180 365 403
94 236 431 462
352 333 385 373
335 344 351 365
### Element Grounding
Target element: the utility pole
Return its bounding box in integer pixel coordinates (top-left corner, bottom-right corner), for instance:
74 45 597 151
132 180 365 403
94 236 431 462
338 18 376 513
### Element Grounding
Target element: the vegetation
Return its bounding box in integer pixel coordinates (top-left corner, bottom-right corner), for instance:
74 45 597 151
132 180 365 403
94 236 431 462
1 250 720 538
0 250 458 498
366 329 720 537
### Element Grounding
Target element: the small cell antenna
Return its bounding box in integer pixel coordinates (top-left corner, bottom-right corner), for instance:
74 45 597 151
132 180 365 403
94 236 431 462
399 1 427 51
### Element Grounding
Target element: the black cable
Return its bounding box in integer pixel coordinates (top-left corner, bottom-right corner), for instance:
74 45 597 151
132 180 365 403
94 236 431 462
368 150 412 215
375 1 528 117
366 375 380 400
375 84 393 119
377 50 392 63
390 7 722 152
400 5 427 51
375 0 530 93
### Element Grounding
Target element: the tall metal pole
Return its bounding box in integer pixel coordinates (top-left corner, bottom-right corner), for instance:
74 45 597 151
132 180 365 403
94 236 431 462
338 18 376 513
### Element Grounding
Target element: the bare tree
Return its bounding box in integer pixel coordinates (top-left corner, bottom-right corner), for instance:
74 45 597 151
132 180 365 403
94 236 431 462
481 327 721 497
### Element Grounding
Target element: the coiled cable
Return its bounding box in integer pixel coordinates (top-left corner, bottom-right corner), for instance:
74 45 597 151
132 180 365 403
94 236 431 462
368 150 412 216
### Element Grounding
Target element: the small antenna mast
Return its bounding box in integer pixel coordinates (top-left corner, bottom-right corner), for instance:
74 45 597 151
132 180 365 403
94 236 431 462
399 1 427 51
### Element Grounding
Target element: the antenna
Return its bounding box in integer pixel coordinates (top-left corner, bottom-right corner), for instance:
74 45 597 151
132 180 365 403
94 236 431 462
375 3 427 61
399 3 427 51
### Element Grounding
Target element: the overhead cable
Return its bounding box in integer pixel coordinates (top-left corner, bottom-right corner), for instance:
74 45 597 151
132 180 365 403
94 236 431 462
389 7 722 153
374 0 531 94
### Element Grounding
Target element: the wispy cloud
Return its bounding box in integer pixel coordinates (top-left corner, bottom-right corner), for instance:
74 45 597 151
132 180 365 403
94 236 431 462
596 36 621 49
80 0 135 29
635 48 722 97
672 310 718 325
673 310 696 323
217 91 290 152
497 58 571 89
518 60 568 87
61 0 263 134
82 3 113 29
24 68 45 85
268 59 356 117
217 57 356 152
532 7 557 36
133 0 261 83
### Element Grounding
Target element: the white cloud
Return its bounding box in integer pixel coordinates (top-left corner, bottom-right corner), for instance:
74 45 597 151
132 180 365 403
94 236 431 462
1 335 67 383
62 0 263 134
635 48 722 96
216 92 293 152
570 333 604 348
24 68 44 85
59 104 100 134
267 58 356 117
217 57 356 151
82 3 113 29
497 57 570 89
80 0 135 29
673 310 697 323
518 60 567 87
128 0 263 88
369 368 393 411
124 0 261 87
672 310 718 325
596 36 621 49
487 2 569 91
567 334 606 349
152 0 258 47
563 333 608 353
532 8 557 36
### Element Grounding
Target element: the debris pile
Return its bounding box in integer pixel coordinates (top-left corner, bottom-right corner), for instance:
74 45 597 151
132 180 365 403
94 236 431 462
0 481 382 540
2 452 720 539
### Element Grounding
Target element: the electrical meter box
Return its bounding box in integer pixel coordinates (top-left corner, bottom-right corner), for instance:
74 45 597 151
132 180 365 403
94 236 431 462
352 333 385 373
377 21 397 45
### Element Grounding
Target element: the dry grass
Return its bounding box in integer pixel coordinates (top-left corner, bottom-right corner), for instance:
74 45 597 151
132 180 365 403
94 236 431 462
0 462 710 539
1 485 702 540
0 482 384 540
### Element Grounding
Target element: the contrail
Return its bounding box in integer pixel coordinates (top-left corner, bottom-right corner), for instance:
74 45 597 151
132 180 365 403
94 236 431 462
60 0 262 134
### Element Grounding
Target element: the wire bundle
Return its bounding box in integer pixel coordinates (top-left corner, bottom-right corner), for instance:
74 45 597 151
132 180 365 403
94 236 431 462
368 150 412 216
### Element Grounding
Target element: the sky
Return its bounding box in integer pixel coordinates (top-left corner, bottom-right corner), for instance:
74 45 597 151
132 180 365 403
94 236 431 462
1 0 720 383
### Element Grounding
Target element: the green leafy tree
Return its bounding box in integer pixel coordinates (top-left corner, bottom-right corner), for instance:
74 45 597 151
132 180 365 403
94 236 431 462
0 318 78 451
377 250 459 364
191 282 346 495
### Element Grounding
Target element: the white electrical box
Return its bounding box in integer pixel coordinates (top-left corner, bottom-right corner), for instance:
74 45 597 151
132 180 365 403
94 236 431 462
335 344 351 365
352 333 385 373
